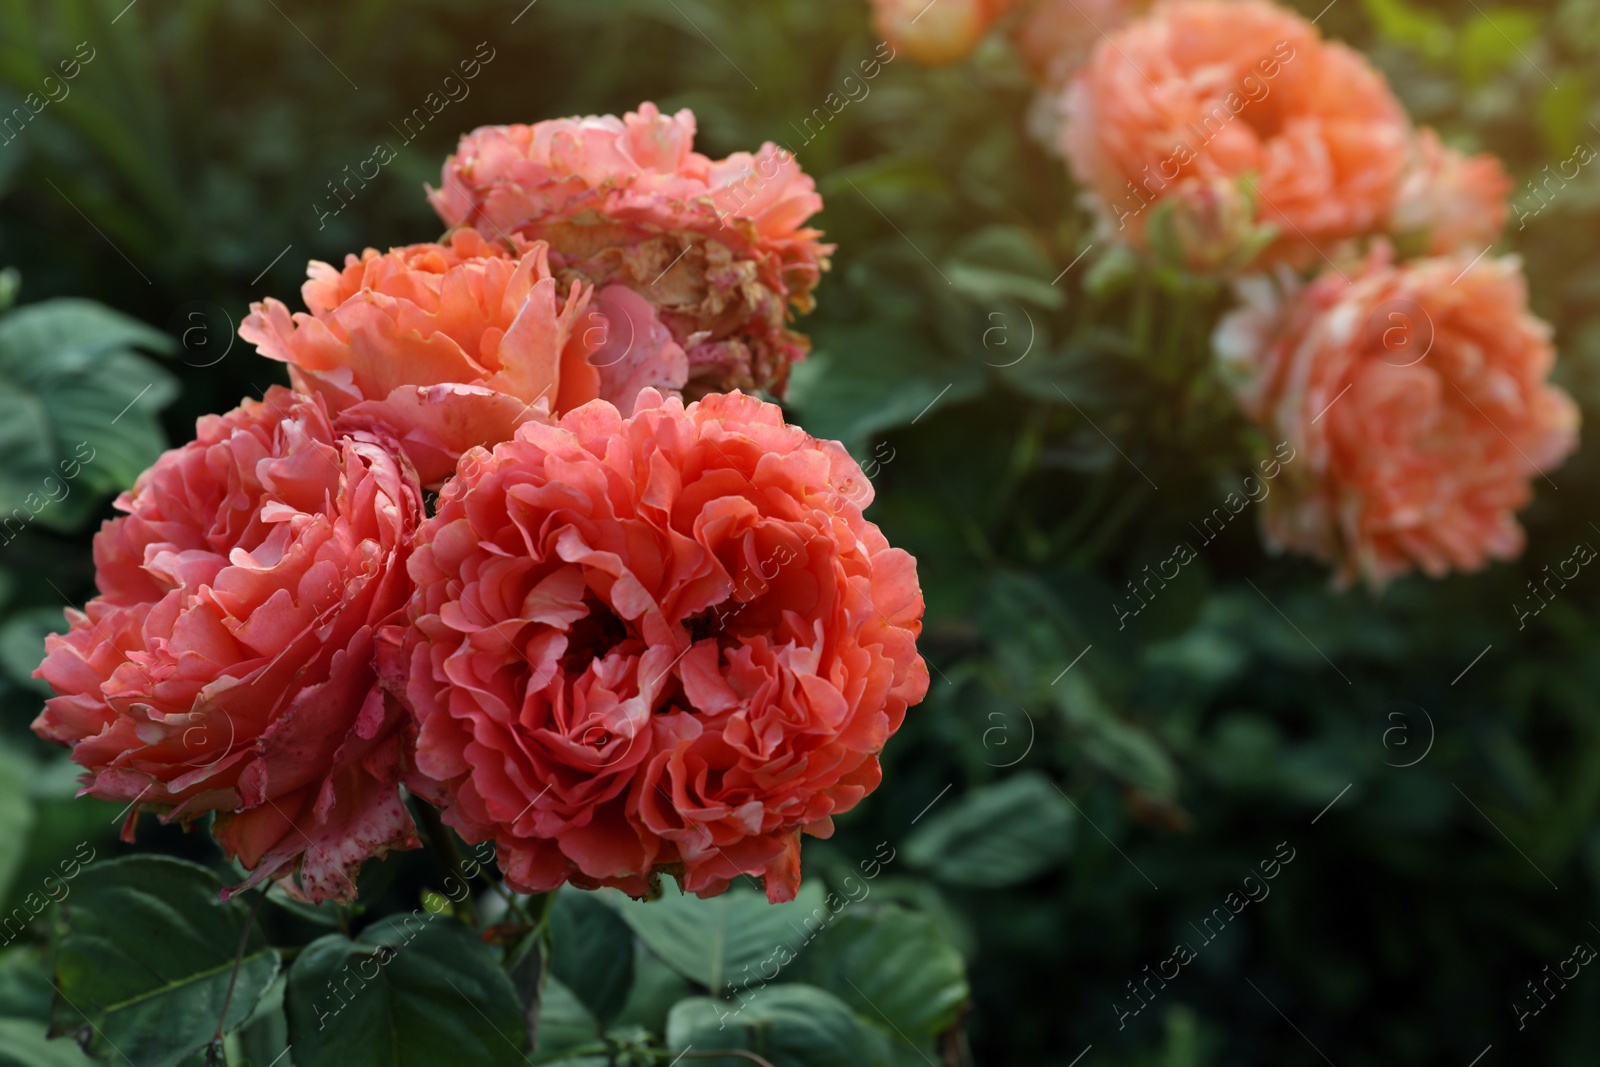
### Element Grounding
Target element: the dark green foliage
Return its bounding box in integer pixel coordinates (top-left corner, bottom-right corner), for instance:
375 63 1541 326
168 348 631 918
1 0 1599 1065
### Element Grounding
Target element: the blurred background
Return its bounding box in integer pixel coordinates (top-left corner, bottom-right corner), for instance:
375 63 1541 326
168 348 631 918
2 0 1600 1063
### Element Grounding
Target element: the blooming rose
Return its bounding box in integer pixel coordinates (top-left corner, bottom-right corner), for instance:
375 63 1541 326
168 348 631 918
383 391 928 903
1060 0 1411 269
33 387 425 901
239 230 633 485
1011 0 1148 89
428 103 832 397
870 0 1017 65
1215 245 1580 587
1390 128 1513 256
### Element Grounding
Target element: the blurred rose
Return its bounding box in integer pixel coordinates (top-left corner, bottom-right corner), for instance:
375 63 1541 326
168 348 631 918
1391 128 1512 256
1061 0 1410 269
872 0 1018 65
1215 245 1579 587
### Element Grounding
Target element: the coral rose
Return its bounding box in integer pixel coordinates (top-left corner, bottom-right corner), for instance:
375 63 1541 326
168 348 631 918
1390 128 1513 256
33 387 425 902
382 390 928 903
428 103 832 397
1215 245 1579 587
239 229 639 485
871 0 1017 66
1060 0 1411 269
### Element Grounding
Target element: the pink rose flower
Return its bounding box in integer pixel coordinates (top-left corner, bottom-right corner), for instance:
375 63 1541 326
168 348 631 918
382 391 928 903
1060 0 1411 269
1215 245 1580 587
33 387 425 902
1391 128 1513 256
428 103 833 397
240 230 632 485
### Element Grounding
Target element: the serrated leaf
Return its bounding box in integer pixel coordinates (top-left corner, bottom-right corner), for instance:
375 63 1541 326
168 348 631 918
0 1017 98 1067
0 749 36 909
549 891 633 1025
0 606 68 695
665 984 872 1067
903 772 1075 887
49 856 280 1067
944 225 1064 310
794 907 968 1040
787 321 983 453
532 977 600 1063
608 940 694 1035
0 298 175 533
605 881 827 996
283 914 526 1067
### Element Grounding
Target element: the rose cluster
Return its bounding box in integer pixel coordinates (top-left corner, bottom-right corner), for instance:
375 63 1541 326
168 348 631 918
33 103 926 904
869 0 1578 588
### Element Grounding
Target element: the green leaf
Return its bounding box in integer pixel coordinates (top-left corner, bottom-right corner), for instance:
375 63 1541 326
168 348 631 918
1360 0 1453 60
49 856 280 1067
902 772 1075 887
1053 672 1179 798
1538 77 1591 160
0 606 68 696
787 320 984 454
608 940 694 1035
0 749 36 909
531 977 601 1063
0 947 54 1022
944 225 1064 310
1456 9 1541 85
548 891 634 1025
283 913 526 1067
665 984 873 1067
0 298 176 534
0 1016 97 1067
228 974 290 1067
605 881 827 996
794 907 968 1040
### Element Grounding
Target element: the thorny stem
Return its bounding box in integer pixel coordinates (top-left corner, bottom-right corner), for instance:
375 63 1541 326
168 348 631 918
208 888 267 1066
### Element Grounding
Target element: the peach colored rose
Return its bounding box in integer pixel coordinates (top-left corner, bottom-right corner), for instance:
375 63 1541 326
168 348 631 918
239 230 640 485
1060 0 1411 269
871 0 1018 65
428 103 832 397
1214 245 1579 587
33 387 424 902
1012 0 1149 89
1391 128 1513 256
382 390 928 903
